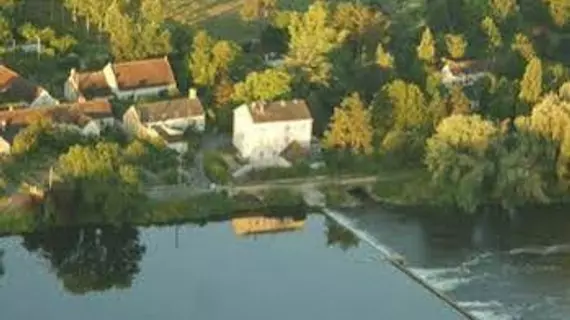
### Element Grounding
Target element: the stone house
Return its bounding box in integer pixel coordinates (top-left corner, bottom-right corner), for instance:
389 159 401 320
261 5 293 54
0 65 59 107
122 89 205 153
0 101 113 154
232 99 313 167
64 56 178 101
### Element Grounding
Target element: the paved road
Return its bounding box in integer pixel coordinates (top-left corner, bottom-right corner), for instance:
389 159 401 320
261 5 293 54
145 174 379 200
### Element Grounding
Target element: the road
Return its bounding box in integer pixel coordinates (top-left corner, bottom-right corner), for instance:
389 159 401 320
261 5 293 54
145 174 379 200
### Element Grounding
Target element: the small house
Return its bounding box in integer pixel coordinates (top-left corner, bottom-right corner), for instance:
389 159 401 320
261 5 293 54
232 99 313 168
122 89 205 153
0 65 59 107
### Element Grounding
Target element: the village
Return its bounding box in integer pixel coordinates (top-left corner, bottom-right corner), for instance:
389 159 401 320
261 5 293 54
0 55 332 196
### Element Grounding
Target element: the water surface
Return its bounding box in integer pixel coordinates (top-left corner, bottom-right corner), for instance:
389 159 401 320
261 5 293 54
0 213 465 320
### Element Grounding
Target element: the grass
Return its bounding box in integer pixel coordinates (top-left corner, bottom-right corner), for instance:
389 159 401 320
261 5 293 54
203 151 231 184
372 168 437 206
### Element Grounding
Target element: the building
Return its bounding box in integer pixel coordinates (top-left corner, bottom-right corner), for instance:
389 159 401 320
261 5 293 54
122 89 205 153
0 101 112 154
64 56 178 101
0 65 59 107
440 58 491 87
232 99 313 167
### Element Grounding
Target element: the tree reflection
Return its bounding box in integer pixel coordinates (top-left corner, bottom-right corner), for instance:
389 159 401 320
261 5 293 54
22 226 145 295
325 218 359 251
0 249 4 278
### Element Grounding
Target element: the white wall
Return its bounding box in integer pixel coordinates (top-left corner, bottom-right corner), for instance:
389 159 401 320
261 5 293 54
63 78 79 101
30 90 59 107
232 104 313 166
122 106 144 137
0 137 11 154
103 64 117 91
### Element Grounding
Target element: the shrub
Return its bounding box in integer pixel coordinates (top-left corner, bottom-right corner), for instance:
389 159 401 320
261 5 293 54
203 151 230 184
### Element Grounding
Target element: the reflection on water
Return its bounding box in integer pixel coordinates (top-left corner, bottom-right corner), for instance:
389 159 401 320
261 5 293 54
232 215 306 236
341 206 570 320
22 226 145 295
0 248 4 278
0 212 466 320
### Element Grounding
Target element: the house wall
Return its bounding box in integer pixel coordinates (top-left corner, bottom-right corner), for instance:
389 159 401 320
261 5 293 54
233 105 313 165
232 104 253 157
146 115 205 133
63 78 79 101
30 90 59 107
114 84 175 100
81 121 101 136
0 137 11 154
167 141 187 154
102 64 117 91
441 65 486 87
122 106 144 137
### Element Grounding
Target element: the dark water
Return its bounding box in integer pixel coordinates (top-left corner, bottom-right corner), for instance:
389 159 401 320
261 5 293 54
0 213 465 320
339 206 570 320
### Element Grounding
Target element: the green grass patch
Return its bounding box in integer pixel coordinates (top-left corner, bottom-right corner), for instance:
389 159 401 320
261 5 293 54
203 151 231 184
372 168 437 206
319 184 354 207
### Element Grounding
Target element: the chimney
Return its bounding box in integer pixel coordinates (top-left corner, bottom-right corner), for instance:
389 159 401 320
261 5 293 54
1 120 6 131
188 88 197 100
280 100 286 107
8 106 13 112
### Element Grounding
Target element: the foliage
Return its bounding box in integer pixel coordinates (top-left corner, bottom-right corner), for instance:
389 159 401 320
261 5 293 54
519 57 543 104
417 27 436 64
203 151 230 184
481 17 502 51
232 68 292 103
445 33 467 59
241 0 277 21
189 31 241 87
23 226 145 295
323 93 373 155
11 119 83 156
285 0 347 84
376 43 394 69
53 142 143 222
425 115 501 212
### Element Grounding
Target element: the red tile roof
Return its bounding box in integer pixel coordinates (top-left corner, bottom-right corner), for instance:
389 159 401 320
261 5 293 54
136 97 204 122
60 100 113 119
112 57 176 90
0 65 44 104
73 70 112 99
248 99 312 123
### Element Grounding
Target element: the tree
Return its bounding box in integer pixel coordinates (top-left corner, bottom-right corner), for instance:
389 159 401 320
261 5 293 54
417 27 436 64
445 33 467 59
425 114 500 212
376 43 394 69
22 226 145 295
448 86 472 115
544 0 570 27
285 1 347 84
323 93 373 155
232 68 292 103
54 142 143 222
481 16 502 51
241 0 277 21
383 80 430 131
333 2 390 51
189 31 241 87
490 0 518 21
0 15 11 42
519 57 543 104
511 33 536 62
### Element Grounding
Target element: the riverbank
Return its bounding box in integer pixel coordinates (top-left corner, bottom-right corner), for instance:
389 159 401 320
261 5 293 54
0 188 309 236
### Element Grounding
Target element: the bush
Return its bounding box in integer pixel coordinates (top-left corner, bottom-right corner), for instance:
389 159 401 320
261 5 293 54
203 151 231 184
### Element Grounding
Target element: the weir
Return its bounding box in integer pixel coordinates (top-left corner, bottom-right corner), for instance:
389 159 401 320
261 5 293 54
301 187 476 320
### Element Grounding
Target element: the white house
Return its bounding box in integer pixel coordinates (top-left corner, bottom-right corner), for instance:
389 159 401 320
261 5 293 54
0 65 59 107
441 59 491 87
232 99 313 167
122 89 205 153
64 56 178 101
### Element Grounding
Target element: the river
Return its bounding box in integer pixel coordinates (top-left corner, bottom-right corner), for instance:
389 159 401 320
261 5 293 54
0 213 466 320
339 205 570 320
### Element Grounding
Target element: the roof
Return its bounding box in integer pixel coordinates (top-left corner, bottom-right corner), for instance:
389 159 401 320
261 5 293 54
151 125 186 143
73 70 112 99
0 104 94 135
247 99 312 123
112 57 176 90
136 97 204 123
445 59 491 76
61 100 113 119
231 216 305 236
0 65 44 104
